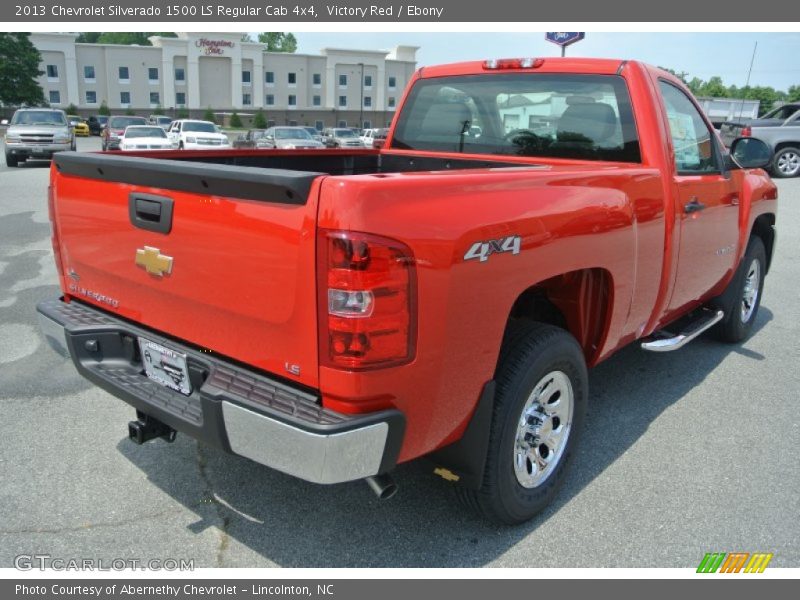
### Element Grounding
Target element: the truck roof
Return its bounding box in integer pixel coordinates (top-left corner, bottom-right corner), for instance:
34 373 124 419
417 57 630 79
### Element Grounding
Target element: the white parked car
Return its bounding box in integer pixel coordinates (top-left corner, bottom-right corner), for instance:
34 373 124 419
167 119 231 150
120 126 175 151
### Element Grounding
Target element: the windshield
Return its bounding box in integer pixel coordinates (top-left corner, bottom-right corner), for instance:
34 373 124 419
182 121 217 133
109 116 147 129
68 116 83 125
11 110 67 126
275 128 312 140
125 127 167 139
333 129 357 138
391 73 640 162
156 117 171 125
303 127 318 135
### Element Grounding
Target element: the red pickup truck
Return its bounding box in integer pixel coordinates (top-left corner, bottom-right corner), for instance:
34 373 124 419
38 58 777 524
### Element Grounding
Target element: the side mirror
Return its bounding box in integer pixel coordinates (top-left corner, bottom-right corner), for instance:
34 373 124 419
730 137 772 170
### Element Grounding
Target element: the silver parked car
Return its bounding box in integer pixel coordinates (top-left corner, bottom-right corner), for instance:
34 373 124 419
321 127 365 148
3 108 75 167
259 126 325 150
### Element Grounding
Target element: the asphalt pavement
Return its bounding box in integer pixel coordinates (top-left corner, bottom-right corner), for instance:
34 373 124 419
1 137 798 568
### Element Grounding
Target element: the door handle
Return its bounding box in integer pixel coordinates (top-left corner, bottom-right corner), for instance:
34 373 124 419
684 197 707 214
129 193 174 234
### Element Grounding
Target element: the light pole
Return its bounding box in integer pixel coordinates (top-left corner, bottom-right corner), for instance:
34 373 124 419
358 62 365 130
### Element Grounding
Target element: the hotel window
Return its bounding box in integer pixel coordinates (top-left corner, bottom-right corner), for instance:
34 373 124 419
175 68 185 82
267 120 276 128
46 65 58 80
265 71 274 84
120 91 131 105
148 68 159 83
339 74 347 87
288 72 296 85
364 96 372 108
242 70 251 85
288 120 298 126
118 66 130 82
388 97 396 108
338 96 347 108
315 120 324 131
83 65 95 81
337 120 347 128
312 95 321 106
388 76 396 89
176 92 186 106
149 92 160 105
85 91 97 104
48 90 60 104
312 73 321 86
266 94 275 106
363 120 371 129
243 93 252 105
364 75 372 88
288 95 296 106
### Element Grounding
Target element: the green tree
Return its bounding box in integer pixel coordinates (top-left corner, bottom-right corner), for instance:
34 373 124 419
125 108 135 116
0 33 44 106
203 107 216 123
177 107 189 119
256 33 297 53
66 103 79 115
98 100 110 116
786 85 800 102
701 76 728 98
75 32 177 46
229 111 243 128
253 109 267 129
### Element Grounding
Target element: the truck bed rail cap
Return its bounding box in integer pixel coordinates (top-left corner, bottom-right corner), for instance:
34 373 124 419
53 152 324 205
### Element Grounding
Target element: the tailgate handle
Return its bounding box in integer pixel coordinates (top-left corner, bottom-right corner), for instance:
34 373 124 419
129 193 174 234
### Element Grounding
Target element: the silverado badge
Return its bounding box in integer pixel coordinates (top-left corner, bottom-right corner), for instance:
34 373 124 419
135 246 173 277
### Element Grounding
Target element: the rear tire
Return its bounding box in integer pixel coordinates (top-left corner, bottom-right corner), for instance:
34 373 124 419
457 321 588 524
714 237 766 343
772 146 800 178
5 152 18 167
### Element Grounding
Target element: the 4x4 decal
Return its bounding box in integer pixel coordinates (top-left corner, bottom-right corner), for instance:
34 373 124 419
464 235 521 262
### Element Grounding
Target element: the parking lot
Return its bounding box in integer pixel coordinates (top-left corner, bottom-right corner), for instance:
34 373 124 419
1 136 798 568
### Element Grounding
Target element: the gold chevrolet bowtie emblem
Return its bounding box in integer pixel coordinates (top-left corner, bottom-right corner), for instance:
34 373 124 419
135 246 173 277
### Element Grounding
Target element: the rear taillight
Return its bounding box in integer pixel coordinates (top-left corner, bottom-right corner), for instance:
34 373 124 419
741 126 752 137
47 184 64 278
318 230 416 370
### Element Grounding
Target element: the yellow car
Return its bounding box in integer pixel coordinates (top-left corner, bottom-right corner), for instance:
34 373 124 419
68 115 90 137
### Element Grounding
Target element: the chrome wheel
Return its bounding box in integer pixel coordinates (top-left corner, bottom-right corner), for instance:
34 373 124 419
741 258 760 323
777 150 800 177
514 370 574 489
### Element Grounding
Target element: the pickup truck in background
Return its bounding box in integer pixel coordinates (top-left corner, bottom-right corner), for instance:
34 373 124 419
232 128 269 149
720 102 800 178
37 58 777 524
3 108 75 167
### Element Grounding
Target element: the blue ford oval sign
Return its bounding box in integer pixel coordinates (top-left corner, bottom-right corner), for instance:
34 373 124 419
545 32 586 47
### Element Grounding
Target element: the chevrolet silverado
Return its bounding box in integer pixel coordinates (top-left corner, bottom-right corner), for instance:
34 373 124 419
37 58 777 524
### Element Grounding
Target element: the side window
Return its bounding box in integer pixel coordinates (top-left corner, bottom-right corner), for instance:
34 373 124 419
659 81 718 174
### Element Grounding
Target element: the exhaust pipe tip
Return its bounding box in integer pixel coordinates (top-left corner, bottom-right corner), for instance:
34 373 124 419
366 474 398 500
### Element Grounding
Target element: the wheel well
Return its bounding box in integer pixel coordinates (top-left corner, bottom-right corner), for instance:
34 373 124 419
751 214 776 273
773 142 800 154
505 268 613 366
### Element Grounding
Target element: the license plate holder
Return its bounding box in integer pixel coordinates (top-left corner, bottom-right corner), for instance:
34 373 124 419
138 336 192 396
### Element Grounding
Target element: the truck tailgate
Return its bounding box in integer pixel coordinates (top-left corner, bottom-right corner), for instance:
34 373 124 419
51 152 324 388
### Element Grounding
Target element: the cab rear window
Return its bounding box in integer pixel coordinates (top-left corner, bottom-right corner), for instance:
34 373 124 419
391 73 641 163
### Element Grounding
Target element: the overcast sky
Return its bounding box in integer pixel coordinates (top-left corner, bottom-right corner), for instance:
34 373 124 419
294 32 800 91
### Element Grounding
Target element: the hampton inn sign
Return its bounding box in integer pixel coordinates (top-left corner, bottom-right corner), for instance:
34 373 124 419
195 38 235 55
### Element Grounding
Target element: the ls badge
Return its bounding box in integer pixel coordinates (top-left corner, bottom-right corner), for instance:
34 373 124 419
135 246 173 277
